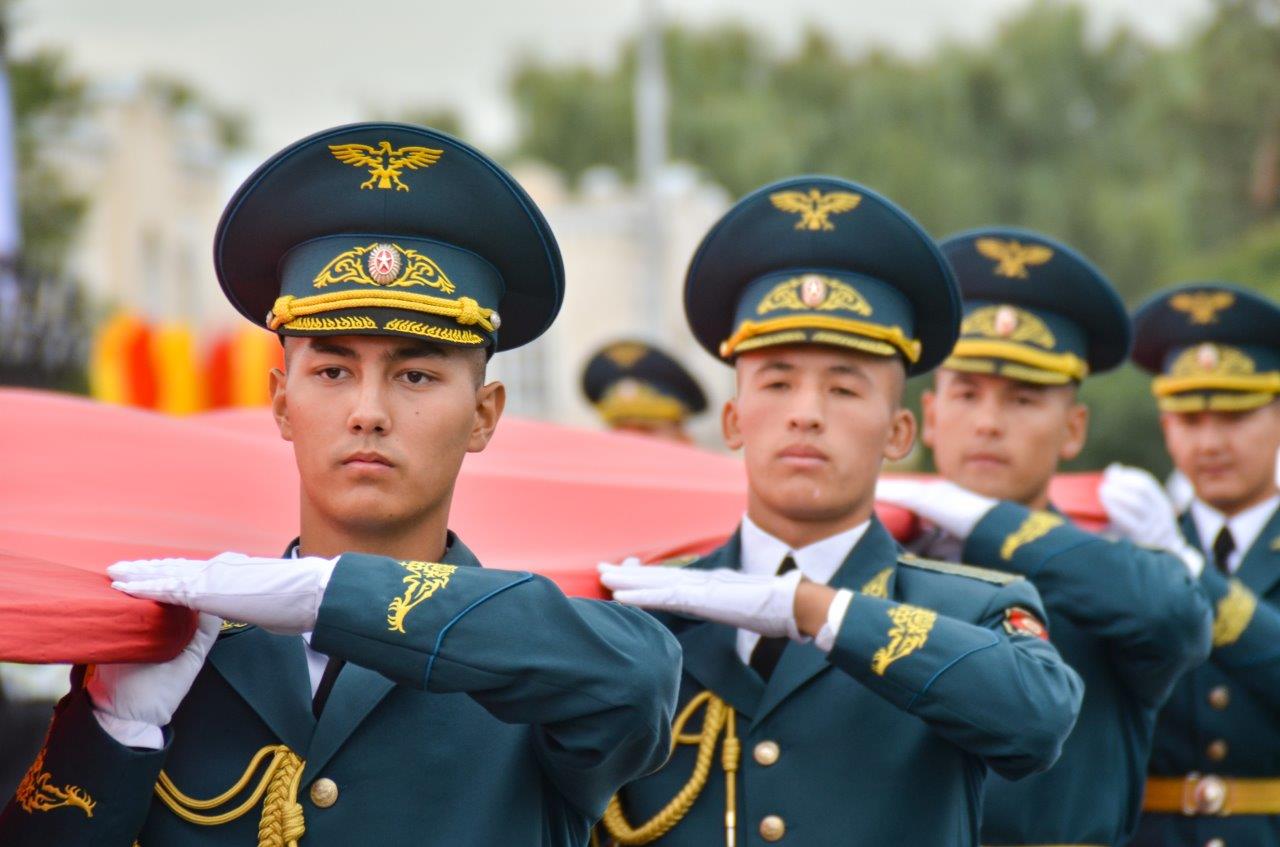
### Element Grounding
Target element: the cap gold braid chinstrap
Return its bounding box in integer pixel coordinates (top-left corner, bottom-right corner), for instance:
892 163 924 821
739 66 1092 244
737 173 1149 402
720 315 920 363
598 691 739 847
946 339 1089 382
153 744 306 847
269 291 497 334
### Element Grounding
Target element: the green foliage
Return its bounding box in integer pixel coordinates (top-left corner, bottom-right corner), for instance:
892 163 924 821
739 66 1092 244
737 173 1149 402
510 0 1280 471
10 48 86 275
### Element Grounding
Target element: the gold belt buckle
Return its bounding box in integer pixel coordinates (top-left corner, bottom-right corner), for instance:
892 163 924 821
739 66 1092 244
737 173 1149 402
1181 773 1228 816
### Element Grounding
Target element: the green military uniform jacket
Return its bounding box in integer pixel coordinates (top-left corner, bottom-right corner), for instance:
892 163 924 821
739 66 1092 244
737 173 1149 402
0 534 681 846
1131 505 1280 847
934 502 1212 846
609 517 1083 846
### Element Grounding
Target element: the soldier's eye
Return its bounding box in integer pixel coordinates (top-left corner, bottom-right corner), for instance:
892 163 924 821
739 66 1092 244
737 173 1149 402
402 370 433 384
319 367 344 380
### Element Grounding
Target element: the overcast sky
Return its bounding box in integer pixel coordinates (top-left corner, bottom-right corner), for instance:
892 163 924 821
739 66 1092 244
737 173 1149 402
11 0 1211 157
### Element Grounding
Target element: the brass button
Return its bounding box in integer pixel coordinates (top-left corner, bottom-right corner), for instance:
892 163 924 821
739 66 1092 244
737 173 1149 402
1205 839 1225 847
1194 775 1227 814
1208 686 1230 710
309 777 338 808
759 815 785 842
1207 740 1229 762
753 740 780 767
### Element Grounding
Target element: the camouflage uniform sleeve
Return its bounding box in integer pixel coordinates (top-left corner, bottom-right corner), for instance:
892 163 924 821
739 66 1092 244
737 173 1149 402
826 575 1083 780
1196 566 1280 710
0 670 166 847
963 501 1214 707
310 553 681 818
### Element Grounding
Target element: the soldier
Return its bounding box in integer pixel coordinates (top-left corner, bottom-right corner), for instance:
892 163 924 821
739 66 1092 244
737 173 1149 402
0 123 681 846
875 228 1213 847
581 340 707 443
1117 283 1280 847
597 179 1083 846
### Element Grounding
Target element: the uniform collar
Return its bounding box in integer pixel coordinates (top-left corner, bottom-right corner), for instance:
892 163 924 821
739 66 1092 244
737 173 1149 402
739 512 870 585
1190 493 1280 572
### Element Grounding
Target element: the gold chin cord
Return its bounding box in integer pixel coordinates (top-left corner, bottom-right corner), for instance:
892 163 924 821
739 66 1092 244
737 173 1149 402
598 691 739 847
153 744 306 847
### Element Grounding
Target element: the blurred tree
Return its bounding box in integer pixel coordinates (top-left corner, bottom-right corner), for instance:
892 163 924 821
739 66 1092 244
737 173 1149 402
509 0 1280 472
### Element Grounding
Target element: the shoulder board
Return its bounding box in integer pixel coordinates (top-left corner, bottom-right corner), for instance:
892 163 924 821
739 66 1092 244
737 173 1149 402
657 554 701 568
897 553 1022 585
218 619 253 637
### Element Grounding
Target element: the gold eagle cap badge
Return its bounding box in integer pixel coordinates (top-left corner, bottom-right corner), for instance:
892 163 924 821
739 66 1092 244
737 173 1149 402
770 189 862 231
1170 290 1235 325
975 238 1054 279
329 140 443 191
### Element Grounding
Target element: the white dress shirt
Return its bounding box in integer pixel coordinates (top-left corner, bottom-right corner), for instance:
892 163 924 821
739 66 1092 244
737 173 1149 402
1190 494 1280 574
737 513 868 663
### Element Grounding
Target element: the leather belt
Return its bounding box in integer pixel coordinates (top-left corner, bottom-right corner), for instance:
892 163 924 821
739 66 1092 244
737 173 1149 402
1144 774 1280 816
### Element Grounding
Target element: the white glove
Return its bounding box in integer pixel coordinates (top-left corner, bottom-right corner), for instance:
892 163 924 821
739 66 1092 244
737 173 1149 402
874 478 998 540
598 561 804 639
1100 463 1204 577
107 552 339 635
87 612 220 749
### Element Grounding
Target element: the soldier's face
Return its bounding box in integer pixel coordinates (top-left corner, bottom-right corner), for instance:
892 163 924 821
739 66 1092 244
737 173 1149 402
1161 402 1280 515
270 335 503 536
923 370 1087 509
725 345 915 526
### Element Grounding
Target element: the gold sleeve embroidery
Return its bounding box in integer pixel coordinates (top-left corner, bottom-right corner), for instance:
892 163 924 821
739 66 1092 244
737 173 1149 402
1212 579 1257 648
871 604 938 676
16 748 95 817
1000 511 1064 560
387 561 458 633
860 567 893 598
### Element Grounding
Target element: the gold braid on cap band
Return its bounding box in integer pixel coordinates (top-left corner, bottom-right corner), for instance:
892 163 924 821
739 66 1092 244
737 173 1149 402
596 387 688 425
1152 372 1280 398
945 339 1089 381
599 691 739 846
153 745 306 847
269 291 497 333
720 315 920 362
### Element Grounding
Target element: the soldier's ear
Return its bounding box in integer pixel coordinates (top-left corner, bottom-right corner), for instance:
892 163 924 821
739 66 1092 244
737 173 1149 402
269 366 292 442
722 398 743 451
884 407 916 462
468 380 505 454
919 389 937 450
1059 400 1089 462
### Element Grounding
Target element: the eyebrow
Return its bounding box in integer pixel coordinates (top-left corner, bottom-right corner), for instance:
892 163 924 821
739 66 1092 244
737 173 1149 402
756 360 795 374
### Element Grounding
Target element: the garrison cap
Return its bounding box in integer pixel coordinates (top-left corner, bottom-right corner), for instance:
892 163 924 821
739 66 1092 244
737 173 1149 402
684 176 960 374
581 340 707 425
1132 282 1280 412
215 122 563 352
939 227 1130 385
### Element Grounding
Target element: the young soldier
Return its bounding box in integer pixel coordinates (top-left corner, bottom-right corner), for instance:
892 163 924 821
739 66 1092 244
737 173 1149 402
581 340 707 442
875 228 1213 847
1118 283 1280 847
0 123 681 846
597 180 1083 846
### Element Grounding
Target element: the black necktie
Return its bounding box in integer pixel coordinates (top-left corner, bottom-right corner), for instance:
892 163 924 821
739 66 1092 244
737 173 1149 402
1213 526 1236 575
312 657 345 718
749 555 797 682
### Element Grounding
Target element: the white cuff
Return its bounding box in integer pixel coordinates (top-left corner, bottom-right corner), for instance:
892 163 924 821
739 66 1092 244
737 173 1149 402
1177 546 1206 579
815 589 855 653
93 710 164 750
